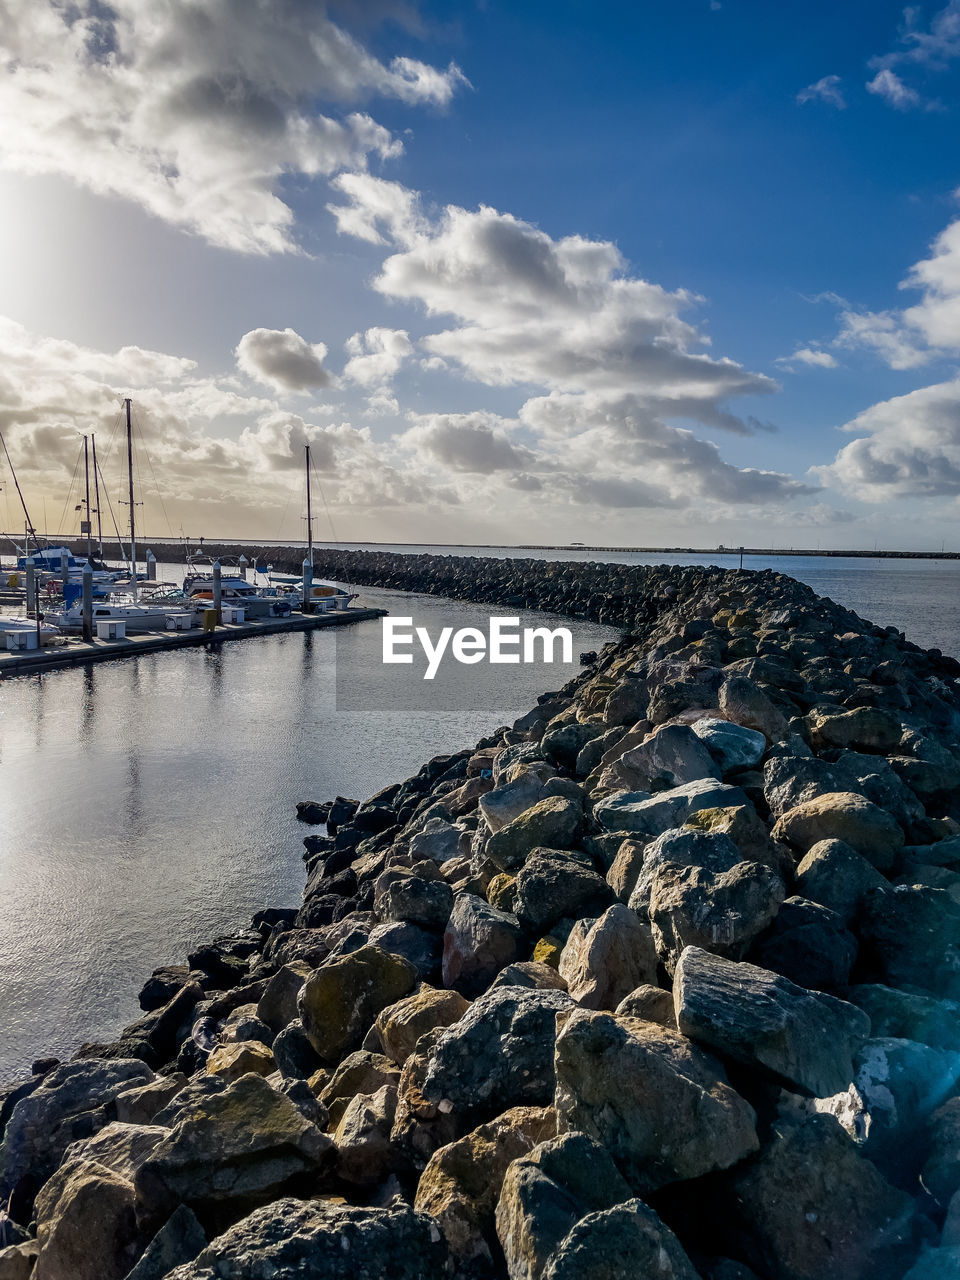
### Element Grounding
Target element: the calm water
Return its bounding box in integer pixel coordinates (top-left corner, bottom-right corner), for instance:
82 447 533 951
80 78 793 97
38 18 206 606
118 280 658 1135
0 550 957 1080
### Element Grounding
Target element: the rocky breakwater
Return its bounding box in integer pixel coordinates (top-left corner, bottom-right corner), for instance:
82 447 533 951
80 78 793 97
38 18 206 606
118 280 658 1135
3 565 960 1279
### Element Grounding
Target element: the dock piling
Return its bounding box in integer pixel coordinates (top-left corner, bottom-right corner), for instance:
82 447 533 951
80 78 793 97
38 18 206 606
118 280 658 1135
24 557 36 614
212 560 222 621
302 558 312 615
81 563 93 642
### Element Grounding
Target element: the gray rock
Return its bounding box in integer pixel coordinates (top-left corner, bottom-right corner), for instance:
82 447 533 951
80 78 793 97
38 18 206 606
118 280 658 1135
607 724 721 792
480 770 551 834
718 675 788 741
366 921 442 980
844 985 960 1052
649 860 785 972
691 718 767 772
627 827 742 914
377 875 454 932
542 1199 700 1280
595 780 747 840
513 848 610 933
0 1057 154 1202
488 798 583 872
750 896 857 991
124 1205 207 1280
674 946 871 1096
554 1008 758 1193
771 792 904 870
615 983 676 1026
558 904 658 1009
794 839 886 925
859 885 960 999
271 1019 322 1079
541 723 604 769
923 1097 960 1206
334 1084 400 1186
488 961 569 992
442 893 524 996
299 945 418 1062
161 1197 449 1279
409 816 471 863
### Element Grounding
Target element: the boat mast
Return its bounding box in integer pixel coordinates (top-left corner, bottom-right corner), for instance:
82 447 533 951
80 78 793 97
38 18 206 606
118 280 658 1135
82 435 92 562
91 434 104 560
125 397 137 600
0 429 38 551
305 443 313 570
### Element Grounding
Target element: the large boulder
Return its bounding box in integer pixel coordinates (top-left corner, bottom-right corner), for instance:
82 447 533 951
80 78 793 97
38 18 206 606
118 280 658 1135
542 1199 700 1280
558 905 658 1010
134 1072 334 1216
923 1097 960 1206
417 986 575 1131
124 1205 207 1280
319 1050 400 1127
721 1114 923 1280
601 724 720 793
858 886 960 1000
691 718 767 772
415 1106 557 1267
806 706 903 753
674 947 870 1097
333 1084 400 1186
442 894 524 996
494 1133 633 1280
718 675 788 741
595 780 747 841
298 945 418 1061
749 896 857 991
487 799 583 872
626 827 742 914
162 1197 450 1279
513 849 611 933
33 1158 144 1280
0 1058 154 1206
648 860 785 973
771 793 903 870
256 962 312 1034
374 986 470 1065
480 769 552 834
554 1009 758 1193
376 875 454 932
794 839 886 926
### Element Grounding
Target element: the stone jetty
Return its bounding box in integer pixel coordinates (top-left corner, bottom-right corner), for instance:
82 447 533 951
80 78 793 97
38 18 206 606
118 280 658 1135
2 559 960 1279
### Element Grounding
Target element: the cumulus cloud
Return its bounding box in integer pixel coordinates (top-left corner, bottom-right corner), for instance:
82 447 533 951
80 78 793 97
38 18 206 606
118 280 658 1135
235 328 333 391
815 377 960 499
776 346 838 370
0 1 465 253
343 327 413 386
871 0 960 71
796 75 846 108
866 68 925 110
399 412 537 474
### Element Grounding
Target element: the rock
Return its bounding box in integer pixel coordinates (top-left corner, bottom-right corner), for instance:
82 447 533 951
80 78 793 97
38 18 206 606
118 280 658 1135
366 922 442 981
480 770 550 834
377 874 454 931
595 779 747 840
115 1075 186 1126
161 1197 449 1279
817 1038 960 1183
602 724 720 793
414 1106 556 1266
794 839 886 925
683 804 791 876
925 1098 960 1205
541 1199 700 1280
205 1041 275 1082
750 896 857 991
603 678 648 726
554 1009 758 1192
691 718 767 772
334 1084 399 1186
298 945 418 1062
859 885 960 999
442 894 524 996
722 1114 923 1280
134 1072 334 1216
674 947 871 1096
489 961 568 992
772 792 903 869
844 984 960 1052
615 984 676 1025
513 849 611 933
901 1248 960 1280
495 1133 633 1280
390 1027 460 1169
649 860 785 973
33 1158 143 1280
256 962 312 1034
125 1205 207 1280
763 754 844 819
138 966 202 1012
558 904 658 1009
418 987 575 1130
218 1004 273 1047
487 798 583 872
59 1121 166 1182
374 986 471 1065
541 722 604 769
0 1057 154 1205
409 817 472 863
487 872 517 911
271 1019 323 1079
0 1242 38 1280
718 674 788 741
627 827 742 914
605 839 646 902
319 1051 401 1127
806 706 903 753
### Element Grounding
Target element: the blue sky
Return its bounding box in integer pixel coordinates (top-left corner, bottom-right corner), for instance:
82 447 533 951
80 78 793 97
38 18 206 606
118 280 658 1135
2 0 960 547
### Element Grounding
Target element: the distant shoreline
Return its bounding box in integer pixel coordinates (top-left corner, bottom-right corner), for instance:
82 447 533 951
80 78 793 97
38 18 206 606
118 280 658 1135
9 535 960 563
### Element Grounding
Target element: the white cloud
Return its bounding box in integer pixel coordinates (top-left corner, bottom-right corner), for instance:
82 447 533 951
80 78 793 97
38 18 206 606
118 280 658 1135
343 327 413 386
871 0 960 71
796 75 846 108
399 412 536 474
814 377 960 499
0 1 465 254
777 346 839 370
866 68 925 110
235 328 333 391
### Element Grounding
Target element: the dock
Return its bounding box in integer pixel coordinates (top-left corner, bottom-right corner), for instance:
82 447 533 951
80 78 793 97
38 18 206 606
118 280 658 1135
0 606 386 678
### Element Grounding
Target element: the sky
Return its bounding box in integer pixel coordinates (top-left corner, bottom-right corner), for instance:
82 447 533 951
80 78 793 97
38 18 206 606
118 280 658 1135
3 2 960 548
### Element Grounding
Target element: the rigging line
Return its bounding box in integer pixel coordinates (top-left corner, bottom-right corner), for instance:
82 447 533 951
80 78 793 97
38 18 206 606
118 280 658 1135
135 408 174 538
54 441 85 540
0 429 38 543
95 452 128 563
309 454 338 544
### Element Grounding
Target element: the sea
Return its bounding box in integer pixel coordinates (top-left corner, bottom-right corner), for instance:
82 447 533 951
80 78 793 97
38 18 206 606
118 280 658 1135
0 546 957 1079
